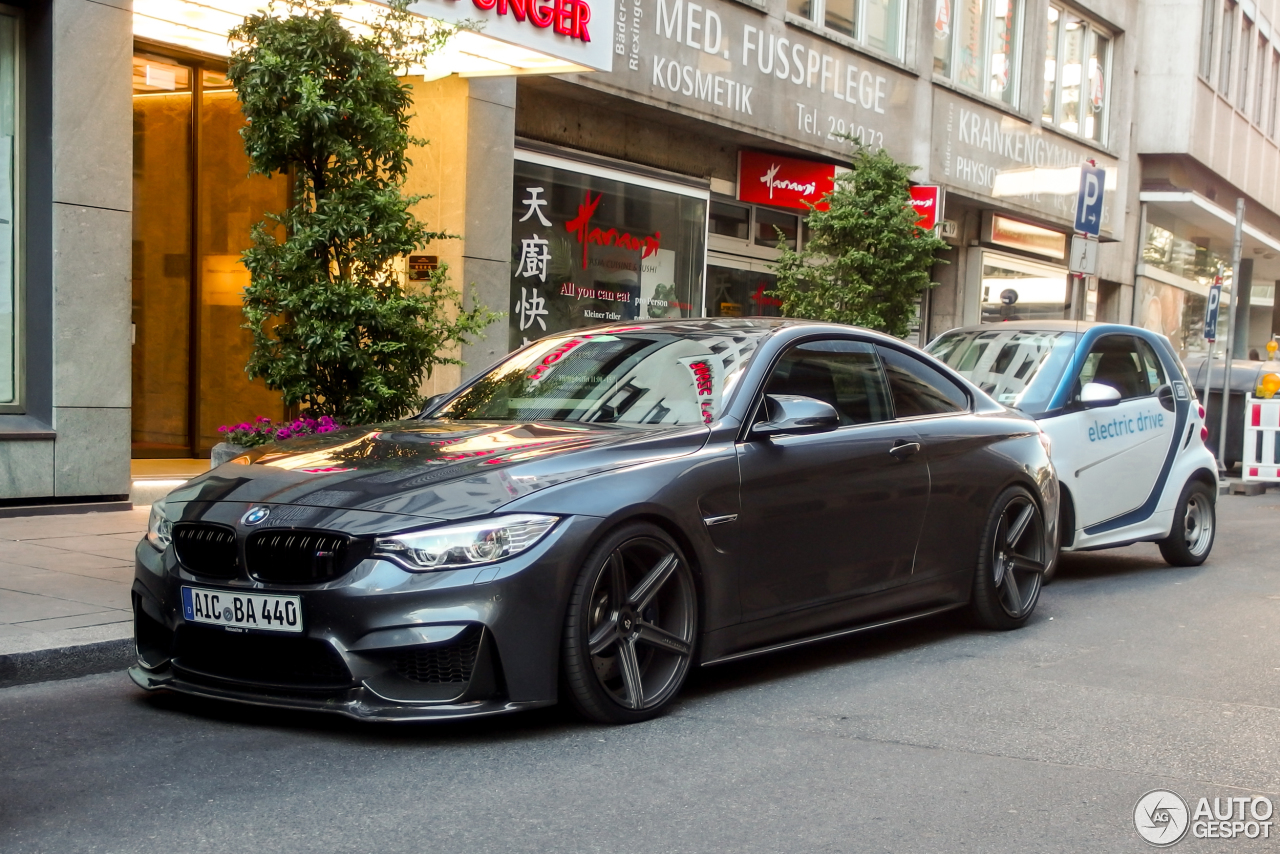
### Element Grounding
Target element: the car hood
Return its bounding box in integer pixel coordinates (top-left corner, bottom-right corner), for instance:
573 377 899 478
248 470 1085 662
164 419 709 522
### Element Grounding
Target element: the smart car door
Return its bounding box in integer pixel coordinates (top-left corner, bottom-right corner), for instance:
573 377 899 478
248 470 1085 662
736 338 931 625
1044 334 1179 529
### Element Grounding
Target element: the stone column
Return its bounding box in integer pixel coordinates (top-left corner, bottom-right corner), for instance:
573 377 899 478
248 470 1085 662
402 75 515 397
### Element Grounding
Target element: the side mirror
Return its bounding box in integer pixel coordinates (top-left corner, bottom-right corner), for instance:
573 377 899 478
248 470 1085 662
418 393 449 417
751 394 840 438
1079 382 1122 409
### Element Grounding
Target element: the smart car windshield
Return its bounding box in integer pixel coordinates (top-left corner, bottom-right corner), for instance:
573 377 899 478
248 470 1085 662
927 328 1080 416
435 326 767 426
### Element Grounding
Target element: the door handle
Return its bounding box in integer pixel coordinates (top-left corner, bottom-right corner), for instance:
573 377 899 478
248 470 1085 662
889 441 922 460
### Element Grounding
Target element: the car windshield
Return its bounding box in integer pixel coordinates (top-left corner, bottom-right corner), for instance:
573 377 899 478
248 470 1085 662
435 326 767 426
927 328 1080 416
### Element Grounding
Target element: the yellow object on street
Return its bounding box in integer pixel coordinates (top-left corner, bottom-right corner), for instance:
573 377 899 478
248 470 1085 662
1258 372 1280 399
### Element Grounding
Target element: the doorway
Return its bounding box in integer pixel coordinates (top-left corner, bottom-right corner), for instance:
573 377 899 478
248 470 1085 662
131 48 288 458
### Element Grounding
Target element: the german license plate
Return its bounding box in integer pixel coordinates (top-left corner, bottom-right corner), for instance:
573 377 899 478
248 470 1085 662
181 586 302 633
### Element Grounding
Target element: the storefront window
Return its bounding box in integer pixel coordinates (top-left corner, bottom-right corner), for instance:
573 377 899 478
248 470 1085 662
1138 222 1230 358
0 15 18 408
1141 222 1225 285
755 208 799 250
509 157 707 351
705 265 781 318
934 0 1023 106
789 0 906 60
709 202 750 240
980 252 1070 323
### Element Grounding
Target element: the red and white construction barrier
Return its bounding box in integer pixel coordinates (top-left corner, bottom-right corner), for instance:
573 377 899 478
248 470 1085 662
1243 394 1280 482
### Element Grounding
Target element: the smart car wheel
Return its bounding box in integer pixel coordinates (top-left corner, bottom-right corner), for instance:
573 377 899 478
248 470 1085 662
970 486 1046 630
1158 480 1216 567
562 523 698 724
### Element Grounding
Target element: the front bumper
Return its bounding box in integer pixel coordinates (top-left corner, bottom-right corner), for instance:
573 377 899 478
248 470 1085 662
130 513 601 722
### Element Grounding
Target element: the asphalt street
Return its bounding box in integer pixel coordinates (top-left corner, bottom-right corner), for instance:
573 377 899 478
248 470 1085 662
2 492 1279 853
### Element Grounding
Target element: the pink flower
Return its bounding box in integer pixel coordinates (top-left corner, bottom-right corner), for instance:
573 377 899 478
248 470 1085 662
275 428 292 440
256 416 272 423
218 425 228 433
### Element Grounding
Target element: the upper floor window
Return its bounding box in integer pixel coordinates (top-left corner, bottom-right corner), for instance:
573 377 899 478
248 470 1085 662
933 0 1024 107
788 0 906 60
1254 34 1268 124
1239 16 1254 109
1219 1 1236 96
1199 0 1217 78
1042 5 1111 144
1269 50 1280 136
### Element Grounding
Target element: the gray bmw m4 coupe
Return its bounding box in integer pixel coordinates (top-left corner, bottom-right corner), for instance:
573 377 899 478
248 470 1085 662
131 319 1057 724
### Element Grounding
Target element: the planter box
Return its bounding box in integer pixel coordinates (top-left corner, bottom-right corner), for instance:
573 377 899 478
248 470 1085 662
210 442 249 469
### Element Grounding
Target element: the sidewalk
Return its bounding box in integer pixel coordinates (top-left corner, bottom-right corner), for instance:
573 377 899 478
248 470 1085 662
0 508 147 686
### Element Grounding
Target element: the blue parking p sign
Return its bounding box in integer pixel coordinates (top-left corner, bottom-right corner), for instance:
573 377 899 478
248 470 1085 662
1204 278 1223 341
1074 163 1106 236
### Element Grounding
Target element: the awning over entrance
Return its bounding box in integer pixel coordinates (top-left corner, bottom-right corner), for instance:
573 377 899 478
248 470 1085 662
133 0 607 78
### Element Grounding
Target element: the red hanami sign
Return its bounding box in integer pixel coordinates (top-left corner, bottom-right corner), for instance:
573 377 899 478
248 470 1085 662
737 151 838 212
909 185 943 230
451 0 593 42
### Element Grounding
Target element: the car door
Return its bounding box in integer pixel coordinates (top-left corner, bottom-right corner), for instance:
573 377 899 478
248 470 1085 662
736 338 932 624
1043 334 1178 528
873 344 990 582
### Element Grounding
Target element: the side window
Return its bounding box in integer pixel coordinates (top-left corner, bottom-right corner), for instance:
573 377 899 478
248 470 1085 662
1134 338 1168 389
763 339 893 426
1076 335 1154 401
875 346 970 417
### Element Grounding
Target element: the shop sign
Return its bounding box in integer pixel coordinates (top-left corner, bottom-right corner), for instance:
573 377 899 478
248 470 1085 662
988 215 1066 260
931 89 1121 237
509 157 707 350
737 150 838 211
409 0 616 71
562 0 918 161
909 185 942 230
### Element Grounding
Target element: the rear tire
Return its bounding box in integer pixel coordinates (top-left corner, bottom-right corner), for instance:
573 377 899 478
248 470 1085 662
970 486 1047 631
561 523 698 724
1158 480 1216 567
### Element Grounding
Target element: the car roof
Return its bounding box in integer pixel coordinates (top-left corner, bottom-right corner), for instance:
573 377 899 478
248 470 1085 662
560 316 916 346
938 320 1109 335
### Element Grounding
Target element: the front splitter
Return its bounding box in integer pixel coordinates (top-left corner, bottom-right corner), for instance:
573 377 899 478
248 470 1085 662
128 665 552 723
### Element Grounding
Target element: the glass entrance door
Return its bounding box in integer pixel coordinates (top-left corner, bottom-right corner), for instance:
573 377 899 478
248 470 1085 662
131 51 288 457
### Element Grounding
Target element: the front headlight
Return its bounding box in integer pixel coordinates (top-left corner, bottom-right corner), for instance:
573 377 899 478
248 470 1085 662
373 514 559 571
146 501 173 551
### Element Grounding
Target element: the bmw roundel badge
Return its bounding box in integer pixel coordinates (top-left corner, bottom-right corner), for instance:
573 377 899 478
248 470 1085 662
242 506 271 526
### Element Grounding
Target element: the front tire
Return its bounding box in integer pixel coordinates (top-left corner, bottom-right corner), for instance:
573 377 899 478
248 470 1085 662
970 486 1047 630
1158 480 1216 567
562 523 698 724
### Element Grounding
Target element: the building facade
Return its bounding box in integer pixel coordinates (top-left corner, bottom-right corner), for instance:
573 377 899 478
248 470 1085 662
1 0 1279 504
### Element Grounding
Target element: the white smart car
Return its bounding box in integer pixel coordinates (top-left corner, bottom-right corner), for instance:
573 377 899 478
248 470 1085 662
927 321 1218 574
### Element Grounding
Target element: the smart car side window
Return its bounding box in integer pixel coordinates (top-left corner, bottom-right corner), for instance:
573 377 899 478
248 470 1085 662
1134 338 1168 390
763 339 894 426
875 346 970 417
1075 335 1153 402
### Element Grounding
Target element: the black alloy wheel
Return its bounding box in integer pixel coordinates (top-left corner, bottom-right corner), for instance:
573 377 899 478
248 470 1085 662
970 486 1046 630
562 523 698 724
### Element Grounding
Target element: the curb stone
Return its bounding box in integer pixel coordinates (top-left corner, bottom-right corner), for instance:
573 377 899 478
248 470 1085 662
0 625 134 689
